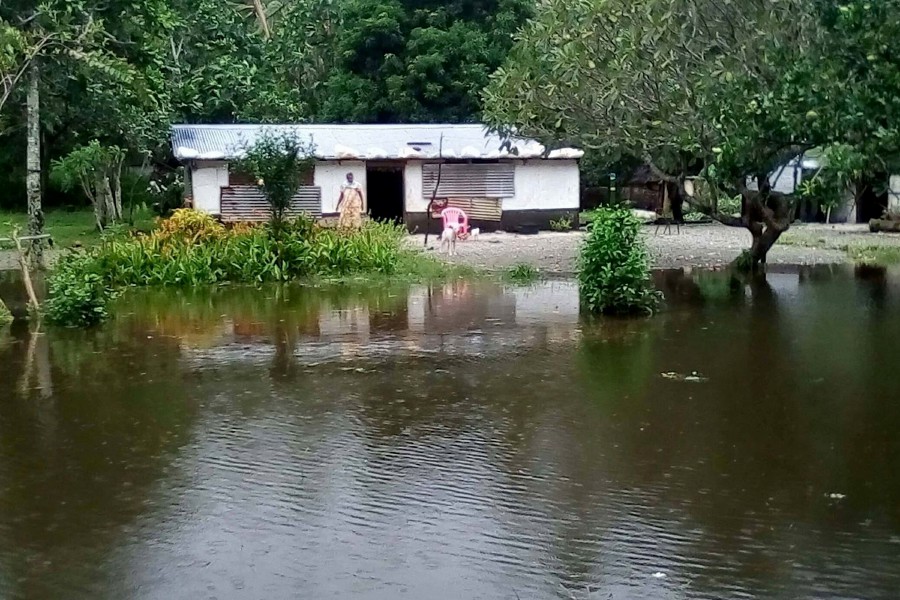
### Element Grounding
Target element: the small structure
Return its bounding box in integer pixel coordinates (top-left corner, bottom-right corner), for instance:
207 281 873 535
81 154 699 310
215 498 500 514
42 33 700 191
761 152 899 223
170 123 582 231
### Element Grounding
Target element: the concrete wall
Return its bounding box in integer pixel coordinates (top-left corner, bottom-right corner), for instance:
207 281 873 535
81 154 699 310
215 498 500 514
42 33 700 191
404 159 580 231
404 161 426 212
191 161 229 214
508 160 580 211
190 158 580 228
315 161 366 214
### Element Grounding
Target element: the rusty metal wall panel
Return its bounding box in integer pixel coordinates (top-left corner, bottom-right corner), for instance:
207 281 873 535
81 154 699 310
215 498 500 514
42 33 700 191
431 198 503 221
221 185 322 222
422 163 515 198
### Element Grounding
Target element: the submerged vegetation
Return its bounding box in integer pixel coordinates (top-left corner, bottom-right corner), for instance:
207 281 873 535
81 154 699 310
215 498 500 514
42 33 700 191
578 208 659 315
43 209 462 326
505 263 540 283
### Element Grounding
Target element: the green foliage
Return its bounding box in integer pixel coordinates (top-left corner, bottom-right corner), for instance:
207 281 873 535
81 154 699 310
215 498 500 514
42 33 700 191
51 140 126 229
505 263 539 283
2 0 531 211
848 246 900 267
484 0 900 260
798 144 865 222
234 131 316 225
53 210 417 294
0 297 12 326
45 252 116 327
549 215 573 232
578 208 659 315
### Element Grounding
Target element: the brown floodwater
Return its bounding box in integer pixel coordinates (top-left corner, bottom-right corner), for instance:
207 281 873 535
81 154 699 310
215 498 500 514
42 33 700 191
1 266 899 599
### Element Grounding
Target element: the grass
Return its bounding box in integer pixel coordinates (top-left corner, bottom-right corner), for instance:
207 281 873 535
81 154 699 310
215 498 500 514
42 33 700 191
847 245 900 266
0 207 156 248
780 227 900 266
504 263 540 283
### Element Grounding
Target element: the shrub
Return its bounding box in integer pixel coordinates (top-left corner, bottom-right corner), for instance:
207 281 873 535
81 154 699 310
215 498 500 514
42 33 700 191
550 215 573 231
506 263 540 282
234 131 316 225
0 298 12 326
45 252 116 327
578 207 660 315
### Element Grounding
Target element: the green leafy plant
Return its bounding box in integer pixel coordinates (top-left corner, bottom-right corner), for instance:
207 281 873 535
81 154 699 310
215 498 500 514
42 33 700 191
45 252 116 327
234 131 316 226
51 141 126 231
0 297 12 326
798 144 865 223
578 207 660 315
506 263 540 283
549 215 573 231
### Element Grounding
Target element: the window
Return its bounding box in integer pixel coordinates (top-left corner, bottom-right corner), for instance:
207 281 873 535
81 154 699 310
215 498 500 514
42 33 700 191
422 163 515 198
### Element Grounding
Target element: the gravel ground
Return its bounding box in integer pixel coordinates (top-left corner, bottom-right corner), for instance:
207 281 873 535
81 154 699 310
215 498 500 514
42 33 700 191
414 223 900 274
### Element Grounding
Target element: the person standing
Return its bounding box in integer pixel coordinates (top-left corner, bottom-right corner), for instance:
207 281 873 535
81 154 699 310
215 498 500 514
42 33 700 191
337 172 364 229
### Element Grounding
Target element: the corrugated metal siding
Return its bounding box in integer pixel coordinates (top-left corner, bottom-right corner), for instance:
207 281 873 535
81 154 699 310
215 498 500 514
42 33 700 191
221 185 322 222
422 163 515 198
430 198 503 221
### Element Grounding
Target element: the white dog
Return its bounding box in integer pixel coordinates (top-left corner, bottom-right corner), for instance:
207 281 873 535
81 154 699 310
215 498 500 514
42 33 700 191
470 227 480 241
440 223 460 255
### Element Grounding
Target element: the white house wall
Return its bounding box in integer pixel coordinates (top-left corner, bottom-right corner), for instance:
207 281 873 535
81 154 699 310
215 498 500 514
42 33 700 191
314 161 366 213
890 175 900 212
191 161 229 214
507 160 580 210
404 159 579 213
404 161 425 212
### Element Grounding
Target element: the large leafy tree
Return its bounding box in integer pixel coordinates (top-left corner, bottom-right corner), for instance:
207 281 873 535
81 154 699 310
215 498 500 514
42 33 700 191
484 0 900 269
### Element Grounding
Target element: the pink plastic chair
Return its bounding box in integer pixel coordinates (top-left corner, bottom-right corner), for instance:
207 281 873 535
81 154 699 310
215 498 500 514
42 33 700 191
440 207 469 235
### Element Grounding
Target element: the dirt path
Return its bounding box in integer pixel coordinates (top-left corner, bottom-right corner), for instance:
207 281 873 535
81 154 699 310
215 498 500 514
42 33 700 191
412 223 900 274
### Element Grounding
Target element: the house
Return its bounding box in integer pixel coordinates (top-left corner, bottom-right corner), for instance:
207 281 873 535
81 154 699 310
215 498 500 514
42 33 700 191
760 152 900 223
170 123 583 231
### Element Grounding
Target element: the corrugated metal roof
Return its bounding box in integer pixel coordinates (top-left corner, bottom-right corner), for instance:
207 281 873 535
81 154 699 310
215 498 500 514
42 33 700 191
171 123 583 161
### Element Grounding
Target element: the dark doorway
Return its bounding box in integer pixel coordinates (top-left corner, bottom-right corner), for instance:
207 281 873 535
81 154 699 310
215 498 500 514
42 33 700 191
366 166 405 223
857 174 889 223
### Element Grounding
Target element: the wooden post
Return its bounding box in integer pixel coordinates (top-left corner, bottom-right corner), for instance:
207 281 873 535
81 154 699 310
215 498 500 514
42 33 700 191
4 229 50 315
13 230 40 313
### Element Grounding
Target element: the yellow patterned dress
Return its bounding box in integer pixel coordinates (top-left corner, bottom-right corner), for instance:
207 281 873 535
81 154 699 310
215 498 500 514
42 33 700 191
338 182 363 229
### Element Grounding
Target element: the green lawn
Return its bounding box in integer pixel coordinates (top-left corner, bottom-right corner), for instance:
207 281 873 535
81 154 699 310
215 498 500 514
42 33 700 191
0 207 156 248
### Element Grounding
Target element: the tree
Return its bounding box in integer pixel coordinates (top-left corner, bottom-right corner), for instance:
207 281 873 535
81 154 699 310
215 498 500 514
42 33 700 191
51 141 126 230
235 131 316 225
484 0 900 269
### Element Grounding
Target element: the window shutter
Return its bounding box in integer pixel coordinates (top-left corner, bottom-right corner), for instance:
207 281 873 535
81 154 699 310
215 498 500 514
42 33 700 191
422 163 515 198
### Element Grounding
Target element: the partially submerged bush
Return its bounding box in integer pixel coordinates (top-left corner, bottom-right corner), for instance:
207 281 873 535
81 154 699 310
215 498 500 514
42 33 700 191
50 209 411 289
45 253 116 327
578 207 660 315
506 263 540 282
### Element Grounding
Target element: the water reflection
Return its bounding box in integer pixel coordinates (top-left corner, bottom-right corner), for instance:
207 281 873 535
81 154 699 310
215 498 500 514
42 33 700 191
0 270 899 599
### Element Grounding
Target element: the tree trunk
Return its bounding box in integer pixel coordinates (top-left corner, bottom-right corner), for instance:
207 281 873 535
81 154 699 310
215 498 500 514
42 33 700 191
26 60 44 266
102 174 118 224
95 171 110 229
112 160 123 222
738 184 793 272
748 225 784 268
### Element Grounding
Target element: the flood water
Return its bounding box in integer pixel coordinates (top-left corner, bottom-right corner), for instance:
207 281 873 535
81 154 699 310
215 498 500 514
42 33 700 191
1 266 900 599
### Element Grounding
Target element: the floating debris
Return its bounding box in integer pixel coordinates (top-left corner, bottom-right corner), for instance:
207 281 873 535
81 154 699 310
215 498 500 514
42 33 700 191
651 572 667 579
